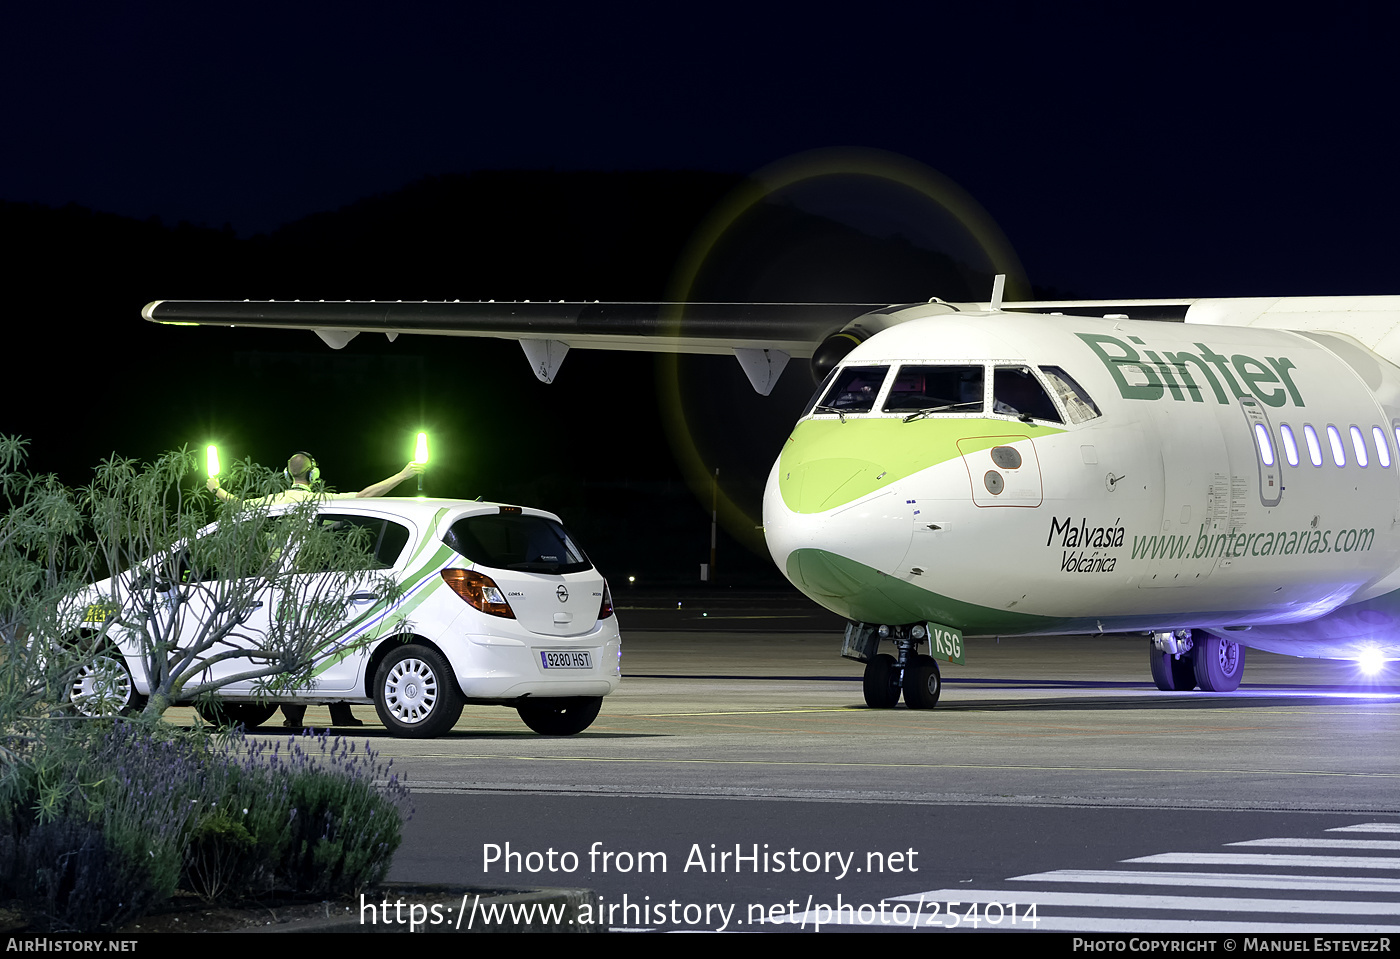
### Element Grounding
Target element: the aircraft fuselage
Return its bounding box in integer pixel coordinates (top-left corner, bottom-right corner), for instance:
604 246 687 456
763 304 1400 662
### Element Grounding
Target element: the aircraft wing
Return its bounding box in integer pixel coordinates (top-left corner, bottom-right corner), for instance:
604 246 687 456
143 299 891 394
141 295 1201 393
142 299 888 356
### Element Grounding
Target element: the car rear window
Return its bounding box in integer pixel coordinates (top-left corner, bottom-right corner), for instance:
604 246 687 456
444 513 592 574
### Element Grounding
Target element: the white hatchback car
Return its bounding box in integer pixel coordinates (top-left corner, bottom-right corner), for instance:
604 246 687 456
75 498 621 737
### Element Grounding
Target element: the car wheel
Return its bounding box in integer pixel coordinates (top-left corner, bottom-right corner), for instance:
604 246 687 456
71 652 144 717
517 696 603 735
373 645 464 738
195 702 279 730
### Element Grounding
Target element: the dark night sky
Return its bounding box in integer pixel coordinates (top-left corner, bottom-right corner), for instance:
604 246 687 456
5 3 1398 581
6 4 1394 295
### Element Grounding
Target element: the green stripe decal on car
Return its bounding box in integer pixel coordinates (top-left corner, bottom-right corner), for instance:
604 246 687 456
779 417 1062 514
308 541 458 676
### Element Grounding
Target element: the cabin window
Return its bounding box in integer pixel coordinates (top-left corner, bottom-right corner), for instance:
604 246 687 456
993 366 1063 423
1279 424 1299 467
882 365 984 414
1253 423 1276 467
1373 426 1392 468
1350 426 1369 467
1327 425 1346 466
1039 366 1101 424
815 365 889 414
1304 425 1323 466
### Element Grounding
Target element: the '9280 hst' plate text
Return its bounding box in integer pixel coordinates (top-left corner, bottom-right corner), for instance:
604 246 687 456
541 650 593 669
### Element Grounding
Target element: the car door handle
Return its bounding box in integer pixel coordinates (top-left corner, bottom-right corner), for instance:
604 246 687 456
349 592 377 603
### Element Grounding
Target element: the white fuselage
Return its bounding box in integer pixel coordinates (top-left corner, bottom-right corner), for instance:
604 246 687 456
763 301 1400 661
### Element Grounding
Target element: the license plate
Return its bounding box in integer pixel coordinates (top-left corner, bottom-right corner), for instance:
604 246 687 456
541 650 592 669
84 604 117 623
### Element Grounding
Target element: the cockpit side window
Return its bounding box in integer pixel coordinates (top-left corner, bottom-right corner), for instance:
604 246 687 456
993 366 1063 423
1039 366 1101 424
815 365 889 414
882 365 985 413
801 367 840 418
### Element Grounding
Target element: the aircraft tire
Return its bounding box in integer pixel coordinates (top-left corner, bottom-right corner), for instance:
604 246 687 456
1192 635 1246 692
1148 643 1197 691
862 654 901 708
903 655 941 709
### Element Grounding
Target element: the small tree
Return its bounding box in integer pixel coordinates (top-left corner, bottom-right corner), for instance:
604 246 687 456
79 449 403 720
0 436 96 753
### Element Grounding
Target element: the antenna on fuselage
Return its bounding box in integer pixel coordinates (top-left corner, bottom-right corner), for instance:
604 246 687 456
989 274 1006 312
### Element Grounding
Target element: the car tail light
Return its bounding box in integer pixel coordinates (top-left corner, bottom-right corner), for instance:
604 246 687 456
441 569 516 618
598 580 614 620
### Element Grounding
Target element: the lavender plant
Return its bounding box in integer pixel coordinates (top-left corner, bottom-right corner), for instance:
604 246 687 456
0 722 412 930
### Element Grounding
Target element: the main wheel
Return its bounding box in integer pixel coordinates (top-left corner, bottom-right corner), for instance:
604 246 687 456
863 653 901 708
71 652 144 717
517 696 603 735
1149 643 1197 691
1193 635 1246 692
903 654 942 709
373 645 464 738
195 702 279 730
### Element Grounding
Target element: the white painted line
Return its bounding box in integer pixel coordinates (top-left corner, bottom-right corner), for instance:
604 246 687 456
888 889 1400 915
766 910 1400 933
991 917 1400 933
1230 837 1400 850
1128 852 1400 869
1009 868 1400 893
1329 823 1400 833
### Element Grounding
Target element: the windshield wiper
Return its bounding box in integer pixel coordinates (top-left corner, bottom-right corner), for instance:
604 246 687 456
902 401 982 422
813 404 847 423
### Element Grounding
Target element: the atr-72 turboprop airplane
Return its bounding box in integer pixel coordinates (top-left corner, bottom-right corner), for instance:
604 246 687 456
144 288 1400 708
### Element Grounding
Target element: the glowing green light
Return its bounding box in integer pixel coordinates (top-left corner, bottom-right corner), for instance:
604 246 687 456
414 432 429 465
206 445 221 478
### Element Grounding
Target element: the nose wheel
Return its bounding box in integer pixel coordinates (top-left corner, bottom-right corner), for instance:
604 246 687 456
862 654 902 708
862 650 942 709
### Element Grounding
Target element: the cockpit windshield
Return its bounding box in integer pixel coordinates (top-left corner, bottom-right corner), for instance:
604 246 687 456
814 365 889 414
1039 366 1101 424
882 365 985 414
993 366 1063 423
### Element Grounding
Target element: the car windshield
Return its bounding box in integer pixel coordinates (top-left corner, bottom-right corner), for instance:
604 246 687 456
444 513 592 574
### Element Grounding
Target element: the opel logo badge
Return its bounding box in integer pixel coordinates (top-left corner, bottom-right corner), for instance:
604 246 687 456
556 585 569 603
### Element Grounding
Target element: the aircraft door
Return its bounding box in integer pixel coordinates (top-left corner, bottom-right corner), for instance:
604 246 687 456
1239 396 1283 507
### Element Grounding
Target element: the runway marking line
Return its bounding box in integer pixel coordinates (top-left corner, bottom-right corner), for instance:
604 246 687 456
398 754 1400 779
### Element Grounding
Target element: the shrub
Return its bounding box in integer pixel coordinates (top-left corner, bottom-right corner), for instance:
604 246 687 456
0 721 412 930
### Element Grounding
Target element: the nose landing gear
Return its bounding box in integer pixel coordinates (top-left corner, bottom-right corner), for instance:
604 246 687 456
847 623 943 709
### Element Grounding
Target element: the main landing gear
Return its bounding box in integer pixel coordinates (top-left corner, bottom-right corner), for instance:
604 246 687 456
846 624 942 709
1149 629 1246 692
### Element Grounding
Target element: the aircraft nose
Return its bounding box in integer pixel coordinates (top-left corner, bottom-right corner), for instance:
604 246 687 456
763 444 923 624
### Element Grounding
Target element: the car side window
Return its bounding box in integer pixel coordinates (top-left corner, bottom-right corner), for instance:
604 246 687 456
315 514 412 570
